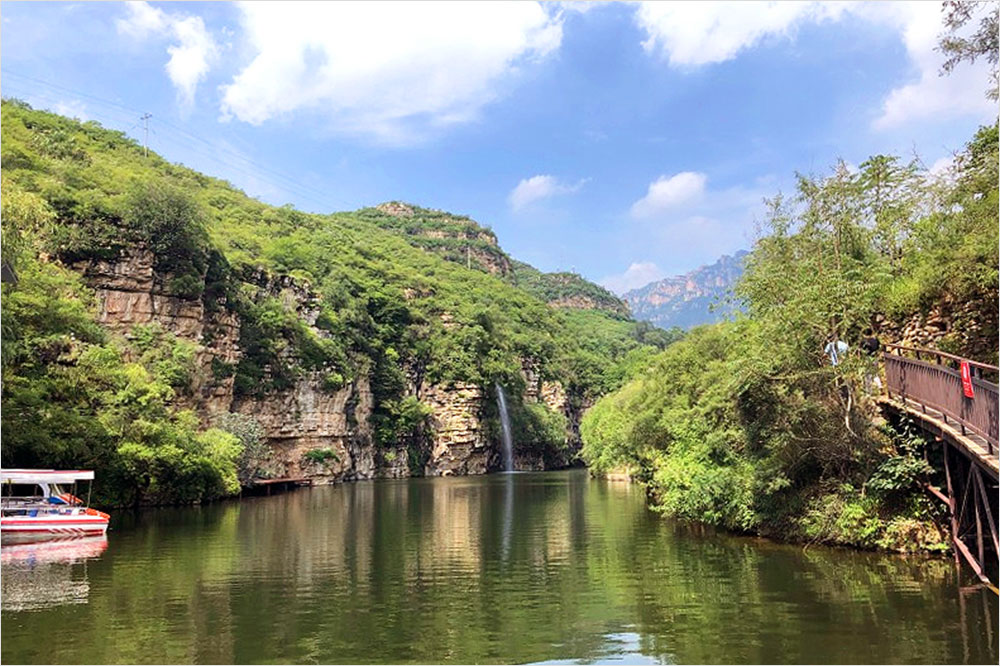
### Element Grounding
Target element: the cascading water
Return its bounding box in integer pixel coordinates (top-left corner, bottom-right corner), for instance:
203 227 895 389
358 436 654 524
495 383 514 472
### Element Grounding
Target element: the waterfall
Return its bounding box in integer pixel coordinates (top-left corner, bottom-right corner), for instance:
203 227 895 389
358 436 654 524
495 383 514 472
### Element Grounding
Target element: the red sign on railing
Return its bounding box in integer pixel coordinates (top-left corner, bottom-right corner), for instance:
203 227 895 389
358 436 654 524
960 361 975 399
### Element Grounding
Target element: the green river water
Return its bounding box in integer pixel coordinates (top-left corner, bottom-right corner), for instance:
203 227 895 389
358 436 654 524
1 470 997 664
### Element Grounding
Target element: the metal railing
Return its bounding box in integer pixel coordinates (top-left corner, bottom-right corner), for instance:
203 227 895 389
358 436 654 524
883 344 999 455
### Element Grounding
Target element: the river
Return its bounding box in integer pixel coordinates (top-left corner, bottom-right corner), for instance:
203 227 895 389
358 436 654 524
1 470 996 664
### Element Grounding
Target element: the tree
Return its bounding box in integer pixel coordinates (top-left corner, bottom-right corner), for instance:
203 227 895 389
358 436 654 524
215 412 269 487
938 0 1000 100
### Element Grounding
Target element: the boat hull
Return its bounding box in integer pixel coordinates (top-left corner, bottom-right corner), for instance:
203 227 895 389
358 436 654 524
1 516 109 543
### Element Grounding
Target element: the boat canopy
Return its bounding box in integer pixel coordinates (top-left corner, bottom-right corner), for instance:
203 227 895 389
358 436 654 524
1 469 95 485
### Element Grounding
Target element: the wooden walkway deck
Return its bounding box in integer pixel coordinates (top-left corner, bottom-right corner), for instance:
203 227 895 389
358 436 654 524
880 345 999 588
245 477 313 496
880 395 999 480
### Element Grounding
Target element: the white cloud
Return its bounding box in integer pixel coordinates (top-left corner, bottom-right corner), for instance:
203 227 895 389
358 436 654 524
929 155 954 177
53 100 89 121
621 172 770 278
600 261 665 295
867 2 995 129
559 1 611 15
117 1 166 36
508 174 587 211
632 1 994 129
634 1 845 67
630 171 706 218
219 2 563 144
117 1 218 108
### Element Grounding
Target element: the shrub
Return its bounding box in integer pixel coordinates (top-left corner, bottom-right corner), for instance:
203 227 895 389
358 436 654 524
303 448 340 464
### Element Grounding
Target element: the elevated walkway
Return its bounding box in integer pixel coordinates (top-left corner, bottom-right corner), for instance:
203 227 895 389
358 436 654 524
881 344 998 588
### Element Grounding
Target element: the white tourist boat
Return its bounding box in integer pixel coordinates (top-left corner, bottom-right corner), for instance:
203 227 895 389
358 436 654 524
1 469 110 543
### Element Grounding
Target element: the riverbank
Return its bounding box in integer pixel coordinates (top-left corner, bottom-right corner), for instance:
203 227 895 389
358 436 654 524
593 464 950 555
580 125 997 559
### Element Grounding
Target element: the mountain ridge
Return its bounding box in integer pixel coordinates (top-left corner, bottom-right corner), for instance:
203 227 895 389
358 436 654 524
623 250 748 329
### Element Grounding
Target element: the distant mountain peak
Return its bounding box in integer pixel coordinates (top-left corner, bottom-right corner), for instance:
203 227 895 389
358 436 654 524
622 250 748 329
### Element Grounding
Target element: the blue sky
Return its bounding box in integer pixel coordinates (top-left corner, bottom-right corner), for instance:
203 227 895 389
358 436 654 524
2 1 995 293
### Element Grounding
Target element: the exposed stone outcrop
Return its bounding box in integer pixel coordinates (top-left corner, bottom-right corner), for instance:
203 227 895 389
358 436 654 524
877 293 998 364
548 294 623 312
467 247 511 277
235 374 375 483
563 394 594 460
375 201 416 217
540 380 567 413
71 248 239 417
72 248 585 486
421 382 489 476
522 359 542 403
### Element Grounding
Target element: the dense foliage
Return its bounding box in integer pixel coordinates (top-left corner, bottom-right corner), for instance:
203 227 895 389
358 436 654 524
582 123 998 551
357 202 513 276
510 260 630 317
0 99 665 505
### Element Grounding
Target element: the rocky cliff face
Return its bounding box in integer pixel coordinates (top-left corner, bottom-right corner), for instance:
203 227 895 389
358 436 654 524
623 251 748 329
71 249 240 418
235 373 377 483
876 293 998 364
521 360 590 466
421 382 489 476
72 248 515 485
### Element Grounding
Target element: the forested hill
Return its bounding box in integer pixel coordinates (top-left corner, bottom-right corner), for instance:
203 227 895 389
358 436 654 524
581 122 999 553
511 260 631 318
356 202 632 318
357 201 514 277
0 99 671 506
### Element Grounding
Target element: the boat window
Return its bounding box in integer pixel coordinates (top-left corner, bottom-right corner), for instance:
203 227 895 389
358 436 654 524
3 484 42 497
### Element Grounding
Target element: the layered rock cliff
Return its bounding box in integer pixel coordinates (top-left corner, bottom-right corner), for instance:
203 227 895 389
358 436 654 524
71 248 560 484
421 382 489 476
623 251 748 329
70 249 240 417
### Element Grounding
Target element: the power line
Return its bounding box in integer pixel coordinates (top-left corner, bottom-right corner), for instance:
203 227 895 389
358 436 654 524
2 69 353 212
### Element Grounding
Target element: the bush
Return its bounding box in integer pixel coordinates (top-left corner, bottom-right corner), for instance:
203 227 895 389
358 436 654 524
122 180 209 296
303 448 340 464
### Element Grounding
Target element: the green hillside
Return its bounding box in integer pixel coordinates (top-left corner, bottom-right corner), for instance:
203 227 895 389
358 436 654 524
510 260 631 318
0 99 668 505
357 202 513 277
581 124 999 552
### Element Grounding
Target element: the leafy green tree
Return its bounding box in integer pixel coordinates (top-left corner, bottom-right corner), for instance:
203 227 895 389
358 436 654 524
938 0 999 100
582 124 997 551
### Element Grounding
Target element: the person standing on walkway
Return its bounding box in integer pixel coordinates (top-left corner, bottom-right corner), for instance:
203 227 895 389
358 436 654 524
824 334 849 367
860 328 882 390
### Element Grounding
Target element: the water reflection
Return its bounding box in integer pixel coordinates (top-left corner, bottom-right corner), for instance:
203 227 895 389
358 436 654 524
1 536 107 612
501 472 514 562
0 471 996 665
532 632 665 665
